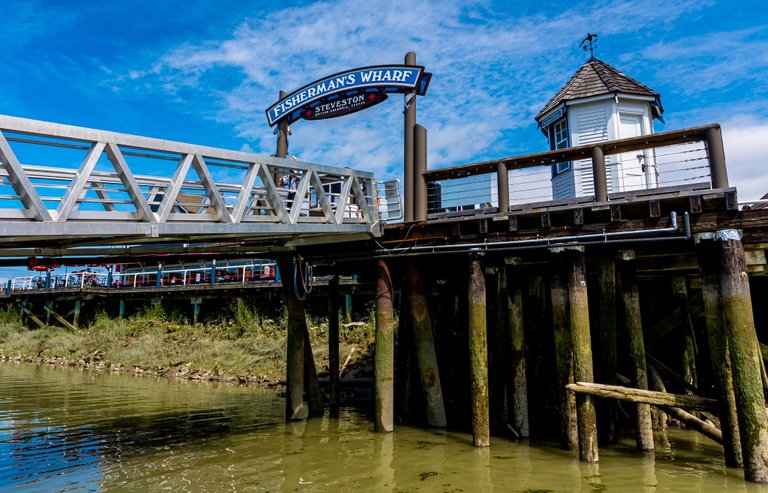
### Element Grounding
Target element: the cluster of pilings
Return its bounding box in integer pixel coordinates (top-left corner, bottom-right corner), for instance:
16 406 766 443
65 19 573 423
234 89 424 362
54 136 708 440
361 229 768 482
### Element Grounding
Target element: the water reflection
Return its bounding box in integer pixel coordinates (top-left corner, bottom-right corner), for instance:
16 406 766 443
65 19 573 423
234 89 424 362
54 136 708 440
1 362 767 492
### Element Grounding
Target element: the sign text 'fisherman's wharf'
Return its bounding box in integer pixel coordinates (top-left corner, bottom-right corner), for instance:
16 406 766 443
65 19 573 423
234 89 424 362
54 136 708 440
266 65 431 126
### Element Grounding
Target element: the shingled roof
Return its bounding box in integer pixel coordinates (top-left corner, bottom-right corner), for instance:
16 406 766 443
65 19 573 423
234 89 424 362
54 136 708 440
536 58 661 122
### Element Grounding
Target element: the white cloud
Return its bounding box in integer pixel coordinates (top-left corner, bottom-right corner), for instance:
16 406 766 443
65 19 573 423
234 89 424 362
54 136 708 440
113 0 760 191
721 116 768 201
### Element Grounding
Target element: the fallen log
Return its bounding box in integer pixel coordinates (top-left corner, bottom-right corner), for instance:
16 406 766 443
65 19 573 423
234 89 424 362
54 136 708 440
659 405 722 444
565 382 719 412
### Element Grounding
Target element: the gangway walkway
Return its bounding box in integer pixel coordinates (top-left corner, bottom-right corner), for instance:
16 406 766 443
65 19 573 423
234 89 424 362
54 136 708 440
0 115 381 254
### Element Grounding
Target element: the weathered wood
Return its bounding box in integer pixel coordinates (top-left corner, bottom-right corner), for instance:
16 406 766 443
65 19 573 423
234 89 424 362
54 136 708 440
670 276 697 392
595 258 617 444
328 275 340 417
468 255 490 447
566 382 719 411
696 236 743 468
662 404 723 444
405 258 447 428
646 366 722 445
303 328 324 416
19 303 45 329
374 259 395 433
280 258 305 421
550 259 578 451
565 248 599 462
42 304 76 332
505 262 529 437
718 231 768 481
618 252 654 451
646 366 670 447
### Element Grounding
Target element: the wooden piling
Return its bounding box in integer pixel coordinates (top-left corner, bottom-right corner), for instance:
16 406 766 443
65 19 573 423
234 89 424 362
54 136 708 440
504 260 529 437
329 274 340 417
405 258 447 428
468 255 490 447
280 258 306 422
565 247 599 463
716 230 768 481
73 299 81 329
594 258 617 444
549 257 578 451
671 276 697 391
375 259 395 432
695 235 742 468
303 329 324 416
119 299 126 320
617 251 654 451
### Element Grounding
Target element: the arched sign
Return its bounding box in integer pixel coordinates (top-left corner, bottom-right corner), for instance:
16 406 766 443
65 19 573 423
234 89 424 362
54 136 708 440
266 65 431 126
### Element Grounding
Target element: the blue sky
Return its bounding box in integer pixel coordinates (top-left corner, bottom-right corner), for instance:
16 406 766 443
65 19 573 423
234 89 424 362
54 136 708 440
0 0 767 256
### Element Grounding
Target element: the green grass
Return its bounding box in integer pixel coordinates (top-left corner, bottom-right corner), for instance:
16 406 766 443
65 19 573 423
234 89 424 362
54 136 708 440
0 303 377 381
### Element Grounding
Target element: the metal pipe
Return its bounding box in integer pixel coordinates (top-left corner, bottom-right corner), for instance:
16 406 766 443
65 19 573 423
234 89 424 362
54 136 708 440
380 212 679 255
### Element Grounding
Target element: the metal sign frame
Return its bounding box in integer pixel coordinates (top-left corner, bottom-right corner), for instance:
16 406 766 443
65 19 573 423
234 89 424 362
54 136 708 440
266 64 431 126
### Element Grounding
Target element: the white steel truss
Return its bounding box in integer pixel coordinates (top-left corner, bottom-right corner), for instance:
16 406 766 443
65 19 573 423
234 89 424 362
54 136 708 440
0 115 380 248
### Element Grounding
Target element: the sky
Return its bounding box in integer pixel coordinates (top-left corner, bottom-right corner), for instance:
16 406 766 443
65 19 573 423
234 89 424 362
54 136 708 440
0 0 767 275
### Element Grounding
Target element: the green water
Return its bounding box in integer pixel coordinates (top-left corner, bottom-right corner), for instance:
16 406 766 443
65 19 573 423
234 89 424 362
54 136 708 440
0 362 765 492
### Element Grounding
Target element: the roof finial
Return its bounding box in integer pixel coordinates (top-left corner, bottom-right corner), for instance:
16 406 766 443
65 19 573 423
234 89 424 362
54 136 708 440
580 33 598 61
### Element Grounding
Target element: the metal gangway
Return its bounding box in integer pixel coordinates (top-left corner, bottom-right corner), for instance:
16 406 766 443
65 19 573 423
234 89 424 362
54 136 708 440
0 115 385 255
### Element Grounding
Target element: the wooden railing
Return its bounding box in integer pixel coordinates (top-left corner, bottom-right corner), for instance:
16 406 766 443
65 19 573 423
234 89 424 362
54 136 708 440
421 124 726 215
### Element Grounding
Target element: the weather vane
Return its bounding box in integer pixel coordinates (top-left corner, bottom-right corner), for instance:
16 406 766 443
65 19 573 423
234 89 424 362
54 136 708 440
580 33 598 60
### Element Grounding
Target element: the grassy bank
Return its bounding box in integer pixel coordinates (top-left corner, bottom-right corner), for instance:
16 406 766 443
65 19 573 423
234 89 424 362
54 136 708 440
0 304 375 386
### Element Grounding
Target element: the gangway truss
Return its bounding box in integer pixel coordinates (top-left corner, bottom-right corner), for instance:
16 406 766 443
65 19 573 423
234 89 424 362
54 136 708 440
0 115 381 251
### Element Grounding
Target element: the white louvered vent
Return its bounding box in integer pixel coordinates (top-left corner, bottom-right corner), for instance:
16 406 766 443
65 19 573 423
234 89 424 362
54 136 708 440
574 108 610 196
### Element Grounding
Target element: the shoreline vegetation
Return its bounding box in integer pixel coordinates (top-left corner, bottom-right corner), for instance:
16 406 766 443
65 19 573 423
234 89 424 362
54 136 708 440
0 304 376 390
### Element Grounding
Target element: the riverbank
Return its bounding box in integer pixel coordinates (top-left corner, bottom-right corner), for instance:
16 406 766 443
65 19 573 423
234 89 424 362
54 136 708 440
0 305 375 388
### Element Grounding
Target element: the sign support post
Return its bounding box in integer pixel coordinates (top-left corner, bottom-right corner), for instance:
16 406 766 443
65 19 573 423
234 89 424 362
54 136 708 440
404 52 417 223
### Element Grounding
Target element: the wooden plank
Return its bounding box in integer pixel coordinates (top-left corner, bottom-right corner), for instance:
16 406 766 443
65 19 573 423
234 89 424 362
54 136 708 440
541 211 551 228
610 204 621 222
43 304 77 332
573 208 584 226
649 200 661 218
508 215 518 232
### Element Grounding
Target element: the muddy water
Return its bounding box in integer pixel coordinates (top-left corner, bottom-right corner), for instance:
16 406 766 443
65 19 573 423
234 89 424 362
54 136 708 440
0 362 765 492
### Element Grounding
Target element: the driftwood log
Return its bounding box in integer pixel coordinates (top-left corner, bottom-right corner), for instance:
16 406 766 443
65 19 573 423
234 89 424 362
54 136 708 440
565 382 719 412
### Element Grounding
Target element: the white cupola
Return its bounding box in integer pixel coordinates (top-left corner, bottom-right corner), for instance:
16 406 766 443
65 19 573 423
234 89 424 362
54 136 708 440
535 58 664 200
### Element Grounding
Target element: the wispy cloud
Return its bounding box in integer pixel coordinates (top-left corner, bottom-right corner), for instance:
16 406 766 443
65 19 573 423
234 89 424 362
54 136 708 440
110 0 758 185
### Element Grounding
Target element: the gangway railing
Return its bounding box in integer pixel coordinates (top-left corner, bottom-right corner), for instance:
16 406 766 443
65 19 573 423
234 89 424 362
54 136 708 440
0 115 380 248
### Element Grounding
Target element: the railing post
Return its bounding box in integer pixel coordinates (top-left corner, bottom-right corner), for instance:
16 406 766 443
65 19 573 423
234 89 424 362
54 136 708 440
156 263 162 288
210 260 217 286
106 267 113 289
6 280 11 294
706 126 729 189
45 271 51 290
497 162 509 213
592 146 608 202
80 272 86 288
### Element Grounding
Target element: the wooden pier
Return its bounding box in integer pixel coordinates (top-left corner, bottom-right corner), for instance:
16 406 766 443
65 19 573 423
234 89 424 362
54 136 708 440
5 114 768 482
